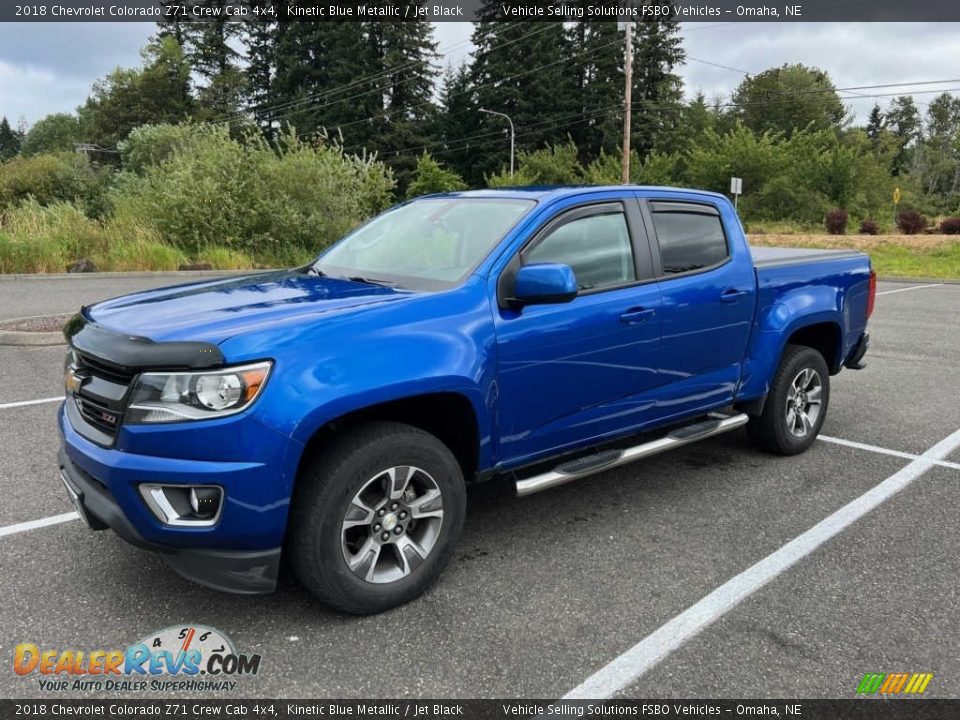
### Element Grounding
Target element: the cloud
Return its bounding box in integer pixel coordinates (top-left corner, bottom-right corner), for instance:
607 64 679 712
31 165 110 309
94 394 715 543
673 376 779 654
2 21 959 126
679 22 960 117
0 22 153 123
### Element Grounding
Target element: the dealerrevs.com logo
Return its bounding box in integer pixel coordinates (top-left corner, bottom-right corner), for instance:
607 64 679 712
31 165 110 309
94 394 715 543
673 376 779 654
13 625 261 693
856 672 934 695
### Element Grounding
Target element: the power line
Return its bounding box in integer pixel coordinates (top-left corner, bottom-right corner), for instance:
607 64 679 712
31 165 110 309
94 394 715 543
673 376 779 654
208 21 559 129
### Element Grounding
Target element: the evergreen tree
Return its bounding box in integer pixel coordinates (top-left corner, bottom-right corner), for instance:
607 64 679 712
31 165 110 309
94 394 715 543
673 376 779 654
241 12 281 113
0 116 23 160
435 63 481 184
368 11 440 189
568 19 625 160
471 1 577 181
268 21 379 139
156 1 192 46
866 104 884 145
631 9 686 159
176 2 245 119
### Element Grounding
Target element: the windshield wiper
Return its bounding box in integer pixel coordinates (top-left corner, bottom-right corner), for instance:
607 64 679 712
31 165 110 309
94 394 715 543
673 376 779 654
346 276 401 288
305 266 327 277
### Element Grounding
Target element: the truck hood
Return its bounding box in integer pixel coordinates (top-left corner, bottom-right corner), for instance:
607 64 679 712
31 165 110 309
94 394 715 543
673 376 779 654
86 269 412 344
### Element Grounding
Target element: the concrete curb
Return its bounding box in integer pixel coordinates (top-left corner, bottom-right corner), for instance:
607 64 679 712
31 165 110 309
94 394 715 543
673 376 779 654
0 312 69 346
0 330 64 346
877 276 960 285
0 269 267 281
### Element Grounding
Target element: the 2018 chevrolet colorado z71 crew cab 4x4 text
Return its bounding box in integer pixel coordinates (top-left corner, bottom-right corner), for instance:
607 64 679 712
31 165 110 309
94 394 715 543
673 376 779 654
59 186 873 614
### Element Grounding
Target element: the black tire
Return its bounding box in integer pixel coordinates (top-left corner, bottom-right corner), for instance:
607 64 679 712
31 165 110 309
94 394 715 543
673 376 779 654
748 344 830 455
288 421 466 615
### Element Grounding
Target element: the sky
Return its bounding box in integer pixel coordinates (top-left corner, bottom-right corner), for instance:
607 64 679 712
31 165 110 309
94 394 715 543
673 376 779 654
1 21 959 128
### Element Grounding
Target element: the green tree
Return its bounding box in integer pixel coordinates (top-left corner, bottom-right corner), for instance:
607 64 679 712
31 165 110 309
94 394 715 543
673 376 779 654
435 63 481 184
406 152 466 198
885 96 922 176
0 117 23 160
866 104 884 145
269 21 379 138
631 7 686 159
567 18 626 159
21 113 83 156
731 64 847 137
471 2 577 180
367 12 440 190
78 37 194 150
173 1 245 119
911 93 960 206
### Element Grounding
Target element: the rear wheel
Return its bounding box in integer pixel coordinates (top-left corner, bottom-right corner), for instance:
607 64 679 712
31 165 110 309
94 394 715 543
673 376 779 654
289 421 465 615
748 344 830 455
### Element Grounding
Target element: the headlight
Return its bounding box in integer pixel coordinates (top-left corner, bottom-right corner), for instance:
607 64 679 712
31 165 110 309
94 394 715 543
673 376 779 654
126 361 272 423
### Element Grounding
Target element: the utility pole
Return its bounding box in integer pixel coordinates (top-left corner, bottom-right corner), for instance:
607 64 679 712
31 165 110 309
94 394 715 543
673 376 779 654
620 19 633 184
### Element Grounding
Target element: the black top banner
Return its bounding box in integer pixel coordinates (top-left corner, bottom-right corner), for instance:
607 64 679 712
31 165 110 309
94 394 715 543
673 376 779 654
4 0 960 23
3 699 960 720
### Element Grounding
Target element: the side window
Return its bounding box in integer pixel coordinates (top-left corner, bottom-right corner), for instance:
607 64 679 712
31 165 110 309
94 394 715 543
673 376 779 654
525 211 635 291
650 208 728 274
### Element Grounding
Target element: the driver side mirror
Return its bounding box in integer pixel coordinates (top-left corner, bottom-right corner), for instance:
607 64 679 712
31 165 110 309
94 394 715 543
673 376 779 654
511 263 578 305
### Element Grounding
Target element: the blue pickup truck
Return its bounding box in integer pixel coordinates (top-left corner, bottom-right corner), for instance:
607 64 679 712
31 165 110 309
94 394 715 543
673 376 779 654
59 186 874 614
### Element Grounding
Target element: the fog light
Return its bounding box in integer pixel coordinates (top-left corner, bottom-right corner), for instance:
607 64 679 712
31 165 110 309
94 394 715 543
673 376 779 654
190 487 221 519
140 484 223 527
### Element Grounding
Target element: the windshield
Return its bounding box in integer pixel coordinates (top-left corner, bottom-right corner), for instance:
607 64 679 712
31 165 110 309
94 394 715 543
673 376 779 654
314 197 535 290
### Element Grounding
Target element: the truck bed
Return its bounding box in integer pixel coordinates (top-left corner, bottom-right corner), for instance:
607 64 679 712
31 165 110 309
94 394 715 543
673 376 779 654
750 245 863 268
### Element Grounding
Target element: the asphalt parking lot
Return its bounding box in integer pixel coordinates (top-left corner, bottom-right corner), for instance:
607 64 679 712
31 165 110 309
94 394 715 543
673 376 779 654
0 275 958 700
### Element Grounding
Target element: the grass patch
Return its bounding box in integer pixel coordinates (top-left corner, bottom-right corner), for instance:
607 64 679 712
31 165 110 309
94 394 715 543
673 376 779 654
749 234 960 279
0 200 266 273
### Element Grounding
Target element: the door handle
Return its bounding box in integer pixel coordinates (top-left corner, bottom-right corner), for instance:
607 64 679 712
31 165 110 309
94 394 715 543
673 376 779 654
720 288 748 303
620 307 656 324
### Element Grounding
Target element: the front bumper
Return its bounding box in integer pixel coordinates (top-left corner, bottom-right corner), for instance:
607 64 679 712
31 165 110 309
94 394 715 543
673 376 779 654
58 404 291 594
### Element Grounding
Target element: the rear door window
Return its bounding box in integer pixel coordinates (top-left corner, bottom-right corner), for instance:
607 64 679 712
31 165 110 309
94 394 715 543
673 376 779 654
649 205 728 275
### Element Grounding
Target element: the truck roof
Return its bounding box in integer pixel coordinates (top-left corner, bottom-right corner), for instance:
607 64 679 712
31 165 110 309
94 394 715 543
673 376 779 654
435 185 731 203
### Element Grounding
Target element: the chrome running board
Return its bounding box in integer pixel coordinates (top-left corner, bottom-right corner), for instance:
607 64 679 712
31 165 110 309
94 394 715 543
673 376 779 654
514 413 750 497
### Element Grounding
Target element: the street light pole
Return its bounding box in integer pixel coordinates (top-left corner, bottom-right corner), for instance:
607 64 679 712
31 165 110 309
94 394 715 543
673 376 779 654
479 107 515 177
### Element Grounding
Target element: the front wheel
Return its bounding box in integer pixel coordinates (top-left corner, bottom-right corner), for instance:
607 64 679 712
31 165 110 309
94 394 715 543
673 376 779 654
748 344 830 455
288 422 466 614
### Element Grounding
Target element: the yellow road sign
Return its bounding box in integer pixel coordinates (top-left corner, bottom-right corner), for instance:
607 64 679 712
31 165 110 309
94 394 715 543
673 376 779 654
893 187 901 204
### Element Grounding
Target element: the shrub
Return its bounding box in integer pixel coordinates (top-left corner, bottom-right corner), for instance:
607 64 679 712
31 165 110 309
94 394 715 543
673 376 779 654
487 141 583 187
825 208 848 235
110 125 395 258
0 152 100 210
859 218 880 235
939 217 960 235
406 152 466 199
896 208 926 235
118 123 202 174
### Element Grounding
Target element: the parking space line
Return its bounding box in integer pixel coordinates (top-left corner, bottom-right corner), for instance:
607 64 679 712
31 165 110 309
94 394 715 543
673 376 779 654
818 434 960 471
876 283 944 296
0 511 78 538
562 426 960 699
0 397 61 410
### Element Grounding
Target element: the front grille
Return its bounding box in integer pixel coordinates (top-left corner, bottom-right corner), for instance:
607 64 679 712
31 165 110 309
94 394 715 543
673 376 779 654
75 395 122 436
76 352 135 385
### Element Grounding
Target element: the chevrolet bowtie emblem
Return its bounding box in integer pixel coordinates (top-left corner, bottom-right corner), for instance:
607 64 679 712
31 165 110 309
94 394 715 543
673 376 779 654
64 368 86 394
